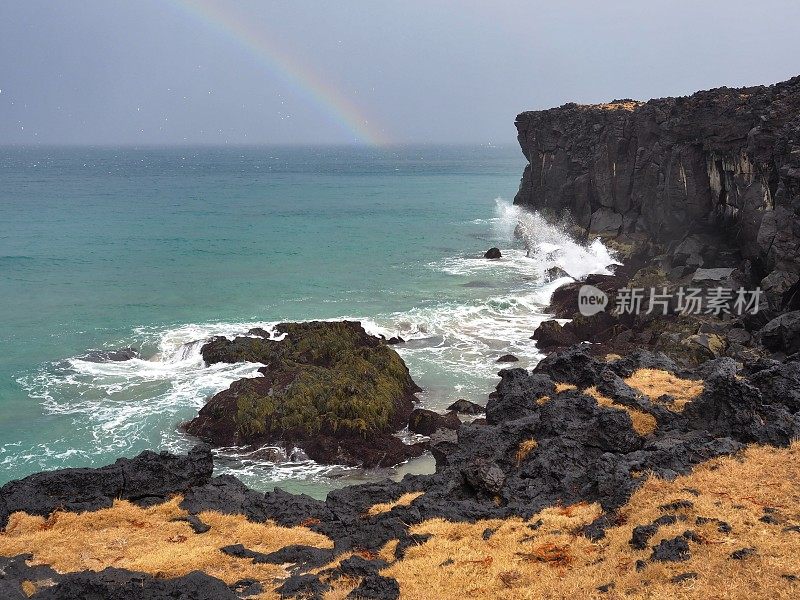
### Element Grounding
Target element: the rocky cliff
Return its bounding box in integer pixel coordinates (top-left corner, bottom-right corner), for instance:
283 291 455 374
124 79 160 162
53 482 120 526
514 76 800 306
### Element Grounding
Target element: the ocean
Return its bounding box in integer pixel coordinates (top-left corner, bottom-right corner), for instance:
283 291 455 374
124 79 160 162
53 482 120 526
0 144 614 497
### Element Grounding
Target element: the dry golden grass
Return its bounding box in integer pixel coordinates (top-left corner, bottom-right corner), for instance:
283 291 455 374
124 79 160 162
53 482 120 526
555 383 578 393
605 354 623 362
585 386 657 436
0 497 332 600
366 491 425 517
535 395 550 405
370 442 800 599
515 439 539 465
583 100 642 112
624 368 704 412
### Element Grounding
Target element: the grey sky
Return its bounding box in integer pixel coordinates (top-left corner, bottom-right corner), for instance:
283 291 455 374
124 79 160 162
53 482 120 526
2 0 799 145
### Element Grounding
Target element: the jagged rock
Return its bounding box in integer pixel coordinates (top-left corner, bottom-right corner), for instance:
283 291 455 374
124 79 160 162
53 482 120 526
532 320 578 349
446 399 485 415
532 345 601 388
485 369 555 423
750 361 800 412
544 266 574 281
0 445 213 529
760 311 800 354
607 350 679 378
484 247 502 259
462 459 505 495
408 409 461 435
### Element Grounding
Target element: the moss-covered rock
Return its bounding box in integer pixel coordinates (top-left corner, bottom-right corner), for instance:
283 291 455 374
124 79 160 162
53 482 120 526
184 321 422 467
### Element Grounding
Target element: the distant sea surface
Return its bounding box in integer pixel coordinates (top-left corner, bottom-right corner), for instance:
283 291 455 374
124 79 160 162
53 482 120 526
0 145 613 497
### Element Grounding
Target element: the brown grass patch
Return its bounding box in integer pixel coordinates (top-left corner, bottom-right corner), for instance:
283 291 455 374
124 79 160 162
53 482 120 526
555 383 577 393
535 395 550 405
376 442 800 599
366 492 424 517
624 368 704 412
0 497 332 600
581 100 642 112
515 439 538 465
585 387 657 436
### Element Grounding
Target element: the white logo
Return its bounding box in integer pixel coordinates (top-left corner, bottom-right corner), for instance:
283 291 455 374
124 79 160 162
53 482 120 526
578 285 608 316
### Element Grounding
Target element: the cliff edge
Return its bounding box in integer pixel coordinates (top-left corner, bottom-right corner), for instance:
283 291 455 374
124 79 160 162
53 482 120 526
514 76 800 306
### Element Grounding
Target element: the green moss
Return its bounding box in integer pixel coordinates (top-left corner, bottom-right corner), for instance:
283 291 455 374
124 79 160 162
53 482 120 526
228 322 415 440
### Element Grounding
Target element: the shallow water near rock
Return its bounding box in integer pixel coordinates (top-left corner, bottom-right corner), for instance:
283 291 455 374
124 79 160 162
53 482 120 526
0 145 614 497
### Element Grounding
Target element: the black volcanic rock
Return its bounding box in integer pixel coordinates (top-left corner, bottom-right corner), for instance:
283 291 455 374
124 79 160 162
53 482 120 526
760 311 800 354
408 408 461 435
484 247 502 259
514 77 800 308
447 399 485 415
0 444 213 529
496 354 519 363
0 555 239 600
532 319 578 349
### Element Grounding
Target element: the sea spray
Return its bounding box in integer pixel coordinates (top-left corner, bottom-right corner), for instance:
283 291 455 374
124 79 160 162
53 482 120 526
492 198 617 280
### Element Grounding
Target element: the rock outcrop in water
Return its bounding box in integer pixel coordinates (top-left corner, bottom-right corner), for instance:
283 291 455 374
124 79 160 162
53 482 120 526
184 321 424 467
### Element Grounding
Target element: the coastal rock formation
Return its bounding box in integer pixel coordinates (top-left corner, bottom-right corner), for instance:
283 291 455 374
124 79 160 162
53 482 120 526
0 445 213 529
184 321 423 467
515 76 800 307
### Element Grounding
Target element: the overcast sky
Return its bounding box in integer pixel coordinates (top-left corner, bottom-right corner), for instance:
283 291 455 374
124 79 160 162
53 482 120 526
2 0 799 145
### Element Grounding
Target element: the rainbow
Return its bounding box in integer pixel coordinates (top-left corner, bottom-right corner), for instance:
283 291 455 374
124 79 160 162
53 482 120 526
170 0 389 144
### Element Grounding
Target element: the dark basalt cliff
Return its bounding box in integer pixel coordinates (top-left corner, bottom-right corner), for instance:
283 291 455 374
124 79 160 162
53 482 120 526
514 76 800 304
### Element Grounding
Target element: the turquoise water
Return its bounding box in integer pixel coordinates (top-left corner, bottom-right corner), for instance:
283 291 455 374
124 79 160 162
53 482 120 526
0 145 613 496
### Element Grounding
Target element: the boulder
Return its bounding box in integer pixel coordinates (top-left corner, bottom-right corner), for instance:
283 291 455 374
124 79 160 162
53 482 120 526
446 399 485 415
496 354 519 363
760 311 800 354
484 247 502 259
532 320 578 349
408 409 461 436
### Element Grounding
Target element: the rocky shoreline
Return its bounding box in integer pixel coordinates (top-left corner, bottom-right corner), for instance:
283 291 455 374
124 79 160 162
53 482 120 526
2 76 800 599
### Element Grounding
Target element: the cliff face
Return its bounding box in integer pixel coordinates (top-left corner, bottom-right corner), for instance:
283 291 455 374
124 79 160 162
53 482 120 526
514 76 800 304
